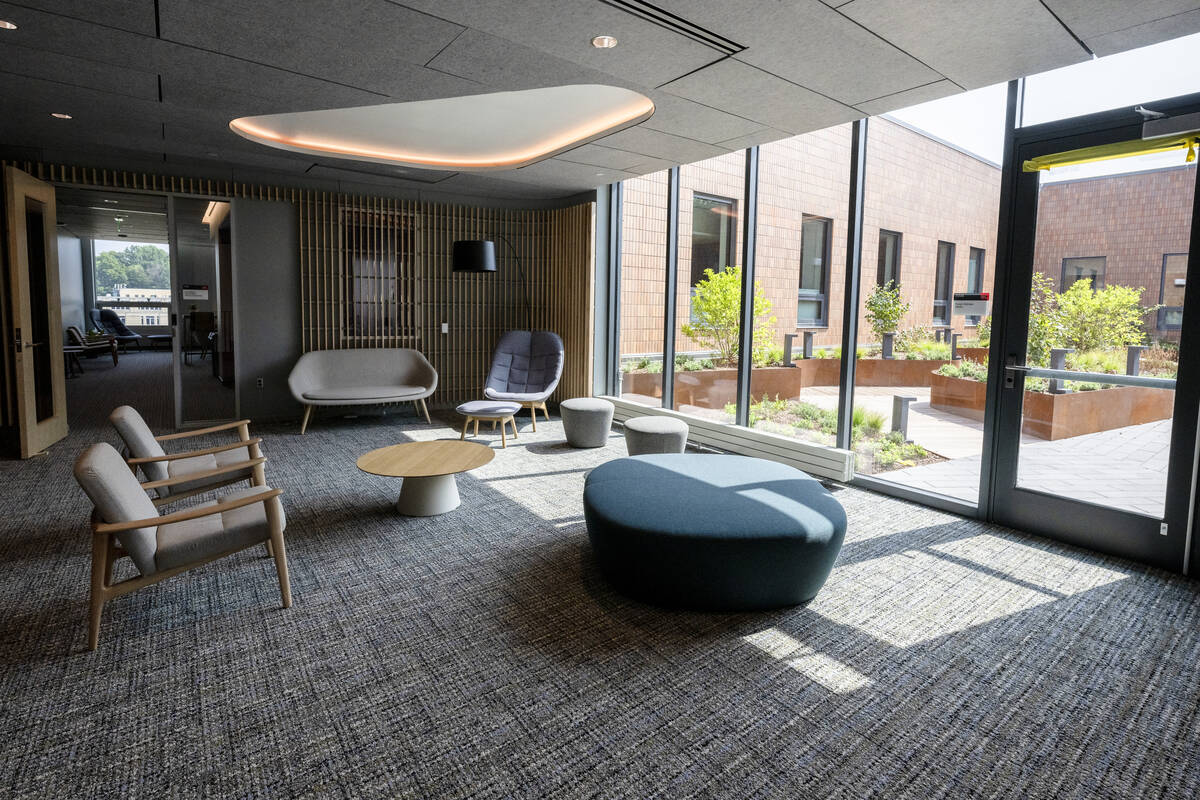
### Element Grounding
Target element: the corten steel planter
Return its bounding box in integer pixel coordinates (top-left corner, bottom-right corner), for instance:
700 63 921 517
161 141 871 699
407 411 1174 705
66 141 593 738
930 373 1175 440
621 358 952 411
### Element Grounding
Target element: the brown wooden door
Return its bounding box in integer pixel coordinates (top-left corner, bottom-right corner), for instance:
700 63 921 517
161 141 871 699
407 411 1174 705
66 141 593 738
3 167 67 457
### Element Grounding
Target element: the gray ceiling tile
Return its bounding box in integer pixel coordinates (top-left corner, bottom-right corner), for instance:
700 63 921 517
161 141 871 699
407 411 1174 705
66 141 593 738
714 127 791 151
638 94 765 144
0 42 158 100
1084 9 1200 56
854 79 960 117
157 0 471 96
1044 1 1200 39
3 1 157 36
591 126 726 163
660 59 860 134
555 143 648 171
509 158 634 188
653 0 945 103
397 0 722 88
840 0 1090 89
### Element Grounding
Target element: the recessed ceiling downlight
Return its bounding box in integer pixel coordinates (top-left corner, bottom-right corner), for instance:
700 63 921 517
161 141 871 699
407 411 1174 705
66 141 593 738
591 34 618 48
0 20 17 30
51 112 72 119
229 84 654 172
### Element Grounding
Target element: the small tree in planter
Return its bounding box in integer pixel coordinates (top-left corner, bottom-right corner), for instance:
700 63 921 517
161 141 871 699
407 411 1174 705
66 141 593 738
865 281 909 357
1054 279 1153 351
681 266 776 366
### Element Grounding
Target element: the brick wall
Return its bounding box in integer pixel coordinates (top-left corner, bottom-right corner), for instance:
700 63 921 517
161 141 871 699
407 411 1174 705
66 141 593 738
1033 164 1196 340
619 117 1004 357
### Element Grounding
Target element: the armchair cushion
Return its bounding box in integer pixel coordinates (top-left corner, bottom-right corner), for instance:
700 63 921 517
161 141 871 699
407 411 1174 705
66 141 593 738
483 330 564 404
109 405 169 483
155 486 284 572
74 443 160 575
168 447 256 494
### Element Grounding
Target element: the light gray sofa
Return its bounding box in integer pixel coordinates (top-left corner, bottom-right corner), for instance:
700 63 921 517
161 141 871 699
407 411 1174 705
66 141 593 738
288 348 438 433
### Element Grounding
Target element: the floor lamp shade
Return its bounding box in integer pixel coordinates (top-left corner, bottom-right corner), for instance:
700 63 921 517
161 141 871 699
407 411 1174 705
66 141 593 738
452 240 497 272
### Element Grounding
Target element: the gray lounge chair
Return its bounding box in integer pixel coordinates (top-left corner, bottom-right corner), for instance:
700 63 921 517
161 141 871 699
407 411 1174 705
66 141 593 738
483 330 564 431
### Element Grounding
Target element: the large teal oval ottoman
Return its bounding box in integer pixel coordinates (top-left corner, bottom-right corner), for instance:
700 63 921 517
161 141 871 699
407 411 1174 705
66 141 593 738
584 454 846 610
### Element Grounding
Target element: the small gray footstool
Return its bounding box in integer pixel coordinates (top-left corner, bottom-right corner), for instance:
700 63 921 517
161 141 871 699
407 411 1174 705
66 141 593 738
624 416 688 456
457 400 521 448
560 397 614 448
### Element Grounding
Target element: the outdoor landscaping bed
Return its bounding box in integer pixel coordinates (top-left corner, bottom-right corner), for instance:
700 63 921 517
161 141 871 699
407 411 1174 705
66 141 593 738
930 372 1174 440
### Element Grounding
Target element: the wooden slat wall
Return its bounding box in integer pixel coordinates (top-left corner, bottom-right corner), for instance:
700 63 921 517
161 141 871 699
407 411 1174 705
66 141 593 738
0 159 596 415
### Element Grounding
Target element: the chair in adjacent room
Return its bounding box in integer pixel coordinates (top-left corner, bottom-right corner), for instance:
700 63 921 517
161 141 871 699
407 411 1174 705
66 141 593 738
109 405 265 502
94 308 143 351
73 442 291 650
483 330 564 431
65 325 118 366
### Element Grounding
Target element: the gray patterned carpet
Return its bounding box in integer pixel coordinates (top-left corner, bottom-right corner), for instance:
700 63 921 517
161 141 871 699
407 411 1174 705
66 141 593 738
2 353 1199 798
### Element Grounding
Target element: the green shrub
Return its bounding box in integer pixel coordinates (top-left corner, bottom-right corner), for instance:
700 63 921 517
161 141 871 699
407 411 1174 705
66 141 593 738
865 282 910 342
755 345 785 368
1026 272 1061 367
935 360 988 381
895 326 933 351
872 432 929 468
679 358 714 371
681 266 776 366
645 360 662 374
901 340 952 360
1065 349 1124 375
1054 279 1154 352
976 315 991 348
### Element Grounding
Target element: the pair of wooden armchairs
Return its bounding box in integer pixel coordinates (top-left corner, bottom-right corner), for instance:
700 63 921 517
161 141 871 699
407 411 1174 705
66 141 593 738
73 406 292 650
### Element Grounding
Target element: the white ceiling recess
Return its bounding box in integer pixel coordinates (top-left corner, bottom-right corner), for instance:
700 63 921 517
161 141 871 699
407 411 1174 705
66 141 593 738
0 0 1197 200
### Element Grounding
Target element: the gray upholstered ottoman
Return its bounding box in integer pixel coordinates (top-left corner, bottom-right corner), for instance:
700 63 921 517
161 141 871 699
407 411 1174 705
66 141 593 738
560 397 614 448
624 416 688 456
584 454 847 610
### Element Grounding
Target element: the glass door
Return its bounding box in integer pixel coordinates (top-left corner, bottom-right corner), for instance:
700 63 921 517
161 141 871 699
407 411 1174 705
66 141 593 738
167 196 236 426
988 100 1200 572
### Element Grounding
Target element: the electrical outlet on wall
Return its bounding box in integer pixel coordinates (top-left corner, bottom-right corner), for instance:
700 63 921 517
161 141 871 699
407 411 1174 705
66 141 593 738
440 322 449 334
256 377 264 389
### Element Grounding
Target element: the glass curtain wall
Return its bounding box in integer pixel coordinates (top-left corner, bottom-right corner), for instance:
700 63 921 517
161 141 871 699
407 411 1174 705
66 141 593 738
618 170 669 407
674 152 745 418
849 85 1006 499
746 126 852 448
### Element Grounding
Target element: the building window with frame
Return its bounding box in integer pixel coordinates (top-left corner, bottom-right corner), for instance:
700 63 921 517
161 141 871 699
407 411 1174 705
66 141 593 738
797 215 831 327
966 246 985 325
1061 256 1105 290
689 193 737 321
877 229 901 286
933 241 955 326
1160 253 1187 330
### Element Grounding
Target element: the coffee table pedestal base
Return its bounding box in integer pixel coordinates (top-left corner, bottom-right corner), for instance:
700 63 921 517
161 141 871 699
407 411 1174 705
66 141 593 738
397 474 460 516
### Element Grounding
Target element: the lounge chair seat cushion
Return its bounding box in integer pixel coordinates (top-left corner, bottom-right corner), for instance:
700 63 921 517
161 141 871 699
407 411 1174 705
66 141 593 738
155 486 285 571
167 446 256 494
302 385 429 402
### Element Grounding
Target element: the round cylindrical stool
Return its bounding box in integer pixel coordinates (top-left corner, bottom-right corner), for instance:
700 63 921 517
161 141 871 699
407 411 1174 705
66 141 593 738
560 397 615 448
623 416 688 456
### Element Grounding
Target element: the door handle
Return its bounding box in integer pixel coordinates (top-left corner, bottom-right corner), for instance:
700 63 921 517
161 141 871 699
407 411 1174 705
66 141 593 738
1003 355 1021 389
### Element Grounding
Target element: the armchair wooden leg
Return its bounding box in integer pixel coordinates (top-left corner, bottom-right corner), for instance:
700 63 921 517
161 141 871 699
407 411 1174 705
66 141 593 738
266 502 291 609
460 418 470 440
419 398 431 424
473 419 479 436
265 540 275 558
88 534 111 651
510 417 518 440
528 402 537 432
500 420 507 448
299 404 314 435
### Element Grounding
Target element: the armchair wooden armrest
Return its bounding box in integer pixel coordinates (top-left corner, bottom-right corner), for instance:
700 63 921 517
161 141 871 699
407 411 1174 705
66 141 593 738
155 419 253 442
139 456 266 491
94 487 284 534
127 438 263 465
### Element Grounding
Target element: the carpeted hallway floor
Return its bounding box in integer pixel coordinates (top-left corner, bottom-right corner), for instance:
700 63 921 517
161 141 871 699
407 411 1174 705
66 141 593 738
1 353 1199 798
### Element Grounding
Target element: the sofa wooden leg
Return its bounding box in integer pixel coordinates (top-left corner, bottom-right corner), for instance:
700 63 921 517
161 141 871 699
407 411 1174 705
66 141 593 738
460 418 470 440
299 404 314 435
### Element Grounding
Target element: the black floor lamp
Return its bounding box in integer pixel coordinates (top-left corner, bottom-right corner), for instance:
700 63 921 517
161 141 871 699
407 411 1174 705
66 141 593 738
452 236 533 331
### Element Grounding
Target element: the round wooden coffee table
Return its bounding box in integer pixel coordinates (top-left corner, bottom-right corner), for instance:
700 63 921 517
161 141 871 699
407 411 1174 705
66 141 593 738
357 440 495 516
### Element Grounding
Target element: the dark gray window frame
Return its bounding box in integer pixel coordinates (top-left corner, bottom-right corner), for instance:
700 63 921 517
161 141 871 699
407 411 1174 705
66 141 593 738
877 229 902 286
1159 252 1187 331
797 215 832 328
1060 255 1106 290
933 240 955 326
966 246 986 325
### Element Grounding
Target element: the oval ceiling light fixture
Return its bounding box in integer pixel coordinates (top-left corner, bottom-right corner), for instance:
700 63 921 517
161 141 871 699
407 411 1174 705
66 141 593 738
229 84 653 172
591 34 618 48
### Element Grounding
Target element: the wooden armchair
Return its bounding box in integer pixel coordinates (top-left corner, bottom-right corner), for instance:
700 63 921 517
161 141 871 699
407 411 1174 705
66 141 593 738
74 442 291 650
110 406 266 503
66 325 118 366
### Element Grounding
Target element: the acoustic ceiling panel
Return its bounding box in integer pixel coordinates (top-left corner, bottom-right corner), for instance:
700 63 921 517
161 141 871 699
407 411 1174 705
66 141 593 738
592 125 726 164
1044 0 1200 40
660 59 859 134
0 42 159 101
7 0 158 36
854 79 961 117
838 0 1090 89
653 0 945 104
397 0 725 88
